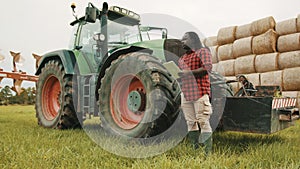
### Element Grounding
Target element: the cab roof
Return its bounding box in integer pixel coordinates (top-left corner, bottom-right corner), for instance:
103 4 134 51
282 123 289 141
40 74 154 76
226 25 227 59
70 6 140 26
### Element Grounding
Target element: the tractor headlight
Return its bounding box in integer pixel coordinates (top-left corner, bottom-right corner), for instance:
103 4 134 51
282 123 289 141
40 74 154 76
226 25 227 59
93 33 105 41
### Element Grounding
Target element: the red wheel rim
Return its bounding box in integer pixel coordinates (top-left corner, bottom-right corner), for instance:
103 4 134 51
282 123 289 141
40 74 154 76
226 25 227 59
110 75 146 130
42 75 61 121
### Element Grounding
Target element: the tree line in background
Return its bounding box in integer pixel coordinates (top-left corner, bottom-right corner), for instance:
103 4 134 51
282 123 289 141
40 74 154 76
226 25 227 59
0 86 36 105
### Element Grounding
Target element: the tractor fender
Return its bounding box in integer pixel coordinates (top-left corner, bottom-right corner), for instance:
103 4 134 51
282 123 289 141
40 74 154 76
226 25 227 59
95 46 152 100
35 50 77 75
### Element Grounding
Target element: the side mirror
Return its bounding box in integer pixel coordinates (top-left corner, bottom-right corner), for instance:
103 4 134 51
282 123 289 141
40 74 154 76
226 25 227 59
85 7 97 23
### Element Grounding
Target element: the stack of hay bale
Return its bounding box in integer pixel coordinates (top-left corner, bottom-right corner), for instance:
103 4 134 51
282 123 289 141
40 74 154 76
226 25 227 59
276 14 300 107
203 15 300 108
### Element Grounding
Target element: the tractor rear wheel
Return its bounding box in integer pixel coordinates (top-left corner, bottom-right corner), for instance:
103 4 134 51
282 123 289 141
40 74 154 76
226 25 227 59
35 60 80 129
98 52 182 138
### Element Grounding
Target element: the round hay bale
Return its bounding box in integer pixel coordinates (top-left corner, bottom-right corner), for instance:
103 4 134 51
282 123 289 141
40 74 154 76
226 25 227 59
204 36 218 47
201 38 206 47
277 33 300 52
297 14 300 32
251 16 276 36
260 70 283 87
234 54 256 75
283 67 300 91
235 23 252 39
252 29 278 55
217 26 237 45
282 91 300 98
209 46 219 64
275 18 297 36
212 63 219 72
218 44 233 61
225 76 240 93
245 73 261 87
278 51 300 69
217 59 235 76
232 36 253 58
255 53 279 73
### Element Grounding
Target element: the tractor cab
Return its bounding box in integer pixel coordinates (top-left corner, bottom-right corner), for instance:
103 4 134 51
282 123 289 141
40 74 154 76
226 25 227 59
68 2 174 75
69 3 144 67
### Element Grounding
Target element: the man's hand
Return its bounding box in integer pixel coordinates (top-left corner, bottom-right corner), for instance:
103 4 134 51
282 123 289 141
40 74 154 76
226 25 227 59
178 70 189 77
178 68 208 77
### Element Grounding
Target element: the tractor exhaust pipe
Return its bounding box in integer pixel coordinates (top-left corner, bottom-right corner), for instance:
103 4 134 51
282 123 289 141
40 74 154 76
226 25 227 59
101 2 108 58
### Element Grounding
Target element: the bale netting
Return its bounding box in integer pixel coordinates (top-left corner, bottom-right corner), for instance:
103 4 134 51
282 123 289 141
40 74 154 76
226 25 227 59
216 59 235 76
234 54 256 75
278 51 300 70
218 44 233 61
225 76 239 93
245 73 261 87
204 36 218 47
260 70 282 87
283 67 300 91
255 53 279 73
251 16 276 36
232 36 253 58
217 26 237 46
275 18 297 36
209 46 219 64
235 23 252 39
277 33 300 53
252 29 278 55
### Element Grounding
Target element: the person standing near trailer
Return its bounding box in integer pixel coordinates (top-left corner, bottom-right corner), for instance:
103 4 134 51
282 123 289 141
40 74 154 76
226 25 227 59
178 32 213 155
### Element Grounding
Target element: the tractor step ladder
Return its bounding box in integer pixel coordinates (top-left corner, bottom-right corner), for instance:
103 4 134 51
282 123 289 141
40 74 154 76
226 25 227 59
81 75 97 119
79 77 91 118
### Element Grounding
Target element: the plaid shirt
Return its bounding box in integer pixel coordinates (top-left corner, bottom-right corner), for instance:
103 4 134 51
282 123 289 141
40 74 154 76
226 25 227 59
178 48 212 101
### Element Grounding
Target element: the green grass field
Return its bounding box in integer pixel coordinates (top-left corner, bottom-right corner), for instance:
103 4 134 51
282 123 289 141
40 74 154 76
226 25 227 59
0 105 299 169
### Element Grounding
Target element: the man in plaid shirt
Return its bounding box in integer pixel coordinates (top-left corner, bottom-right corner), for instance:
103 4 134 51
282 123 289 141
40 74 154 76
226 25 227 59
178 32 213 154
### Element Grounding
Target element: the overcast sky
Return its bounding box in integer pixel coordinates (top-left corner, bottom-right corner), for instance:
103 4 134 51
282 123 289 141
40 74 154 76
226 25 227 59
0 0 300 87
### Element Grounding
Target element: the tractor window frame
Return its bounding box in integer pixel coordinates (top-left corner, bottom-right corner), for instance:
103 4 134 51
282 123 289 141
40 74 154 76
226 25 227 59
78 20 101 54
69 24 80 50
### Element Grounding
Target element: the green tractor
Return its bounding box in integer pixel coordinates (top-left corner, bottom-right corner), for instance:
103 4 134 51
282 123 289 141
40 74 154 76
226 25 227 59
35 2 188 138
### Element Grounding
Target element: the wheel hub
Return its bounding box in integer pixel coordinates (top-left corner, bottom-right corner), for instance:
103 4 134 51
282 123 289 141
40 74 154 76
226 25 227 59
127 90 144 113
42 75 61 121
